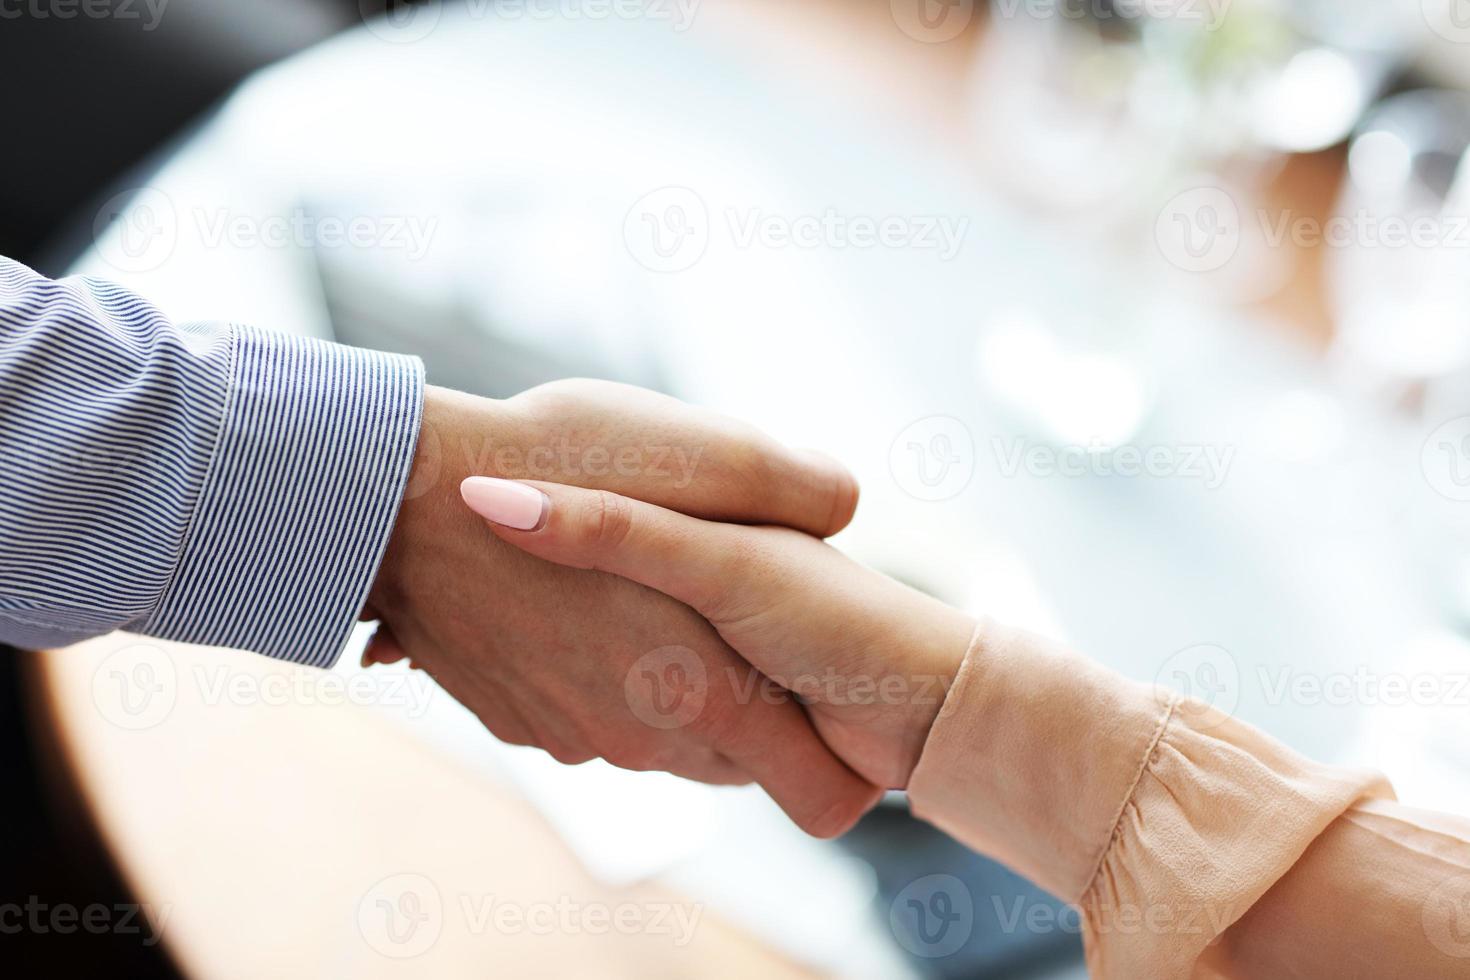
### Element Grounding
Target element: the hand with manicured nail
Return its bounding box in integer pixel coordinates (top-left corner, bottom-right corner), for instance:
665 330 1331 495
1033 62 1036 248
362 379 880 837
462 477 978 790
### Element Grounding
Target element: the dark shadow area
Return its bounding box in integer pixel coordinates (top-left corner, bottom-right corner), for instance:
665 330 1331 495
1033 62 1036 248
0 0 396 269
0 650 181 976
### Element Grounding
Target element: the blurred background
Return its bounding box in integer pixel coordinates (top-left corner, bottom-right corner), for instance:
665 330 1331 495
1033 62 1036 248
5 1 1470 976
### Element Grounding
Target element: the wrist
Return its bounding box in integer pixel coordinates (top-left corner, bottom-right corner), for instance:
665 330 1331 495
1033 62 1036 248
367 385 513 619
895 606 976 787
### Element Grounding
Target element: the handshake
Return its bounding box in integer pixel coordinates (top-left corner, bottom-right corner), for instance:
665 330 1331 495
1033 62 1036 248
362 380 978 837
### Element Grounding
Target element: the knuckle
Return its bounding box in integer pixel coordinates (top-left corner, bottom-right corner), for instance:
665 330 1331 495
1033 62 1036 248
607 740 674 774
800 792 874 839
588 489 635 552
699 530 776 622
692 691 755 747
512 381 570 416
523 377 617 414
490 725 534 749
547 744 595 767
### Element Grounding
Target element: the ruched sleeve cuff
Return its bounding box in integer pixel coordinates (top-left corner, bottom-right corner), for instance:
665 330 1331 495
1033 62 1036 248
907 618 1391 980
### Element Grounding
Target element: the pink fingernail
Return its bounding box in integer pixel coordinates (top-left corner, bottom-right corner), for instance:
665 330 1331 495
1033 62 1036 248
460 477 548 531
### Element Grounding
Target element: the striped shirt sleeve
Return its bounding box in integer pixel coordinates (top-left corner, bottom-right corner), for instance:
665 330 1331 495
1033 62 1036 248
0 256 424 667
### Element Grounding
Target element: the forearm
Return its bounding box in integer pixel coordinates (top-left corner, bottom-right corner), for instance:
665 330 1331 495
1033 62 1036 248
0 256 423 665
907 618 1393 979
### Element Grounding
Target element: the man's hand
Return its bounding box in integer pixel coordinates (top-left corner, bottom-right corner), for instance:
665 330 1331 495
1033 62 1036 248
462 478 978 791
363 380 880 837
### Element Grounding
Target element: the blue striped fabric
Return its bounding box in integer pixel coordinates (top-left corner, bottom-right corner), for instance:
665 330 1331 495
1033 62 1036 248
0 256 424 667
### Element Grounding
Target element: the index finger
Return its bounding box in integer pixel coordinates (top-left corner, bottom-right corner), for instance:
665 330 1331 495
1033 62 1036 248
459 476 746 618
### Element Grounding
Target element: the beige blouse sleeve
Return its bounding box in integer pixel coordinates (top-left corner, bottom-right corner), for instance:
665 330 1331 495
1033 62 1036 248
906 618 1470 978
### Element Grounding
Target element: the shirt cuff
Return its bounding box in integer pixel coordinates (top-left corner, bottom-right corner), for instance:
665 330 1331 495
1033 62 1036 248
906 618 1392 980
142 324 424 667
908 618 1166 901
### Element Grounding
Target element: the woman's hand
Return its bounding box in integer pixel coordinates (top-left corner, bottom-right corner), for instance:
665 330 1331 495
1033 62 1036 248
460 477 977 789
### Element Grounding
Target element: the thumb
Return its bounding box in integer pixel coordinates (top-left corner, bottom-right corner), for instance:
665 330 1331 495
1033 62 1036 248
459 476 738 616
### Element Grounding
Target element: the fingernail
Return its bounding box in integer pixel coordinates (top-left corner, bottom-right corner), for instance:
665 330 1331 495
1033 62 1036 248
460 476 549 531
